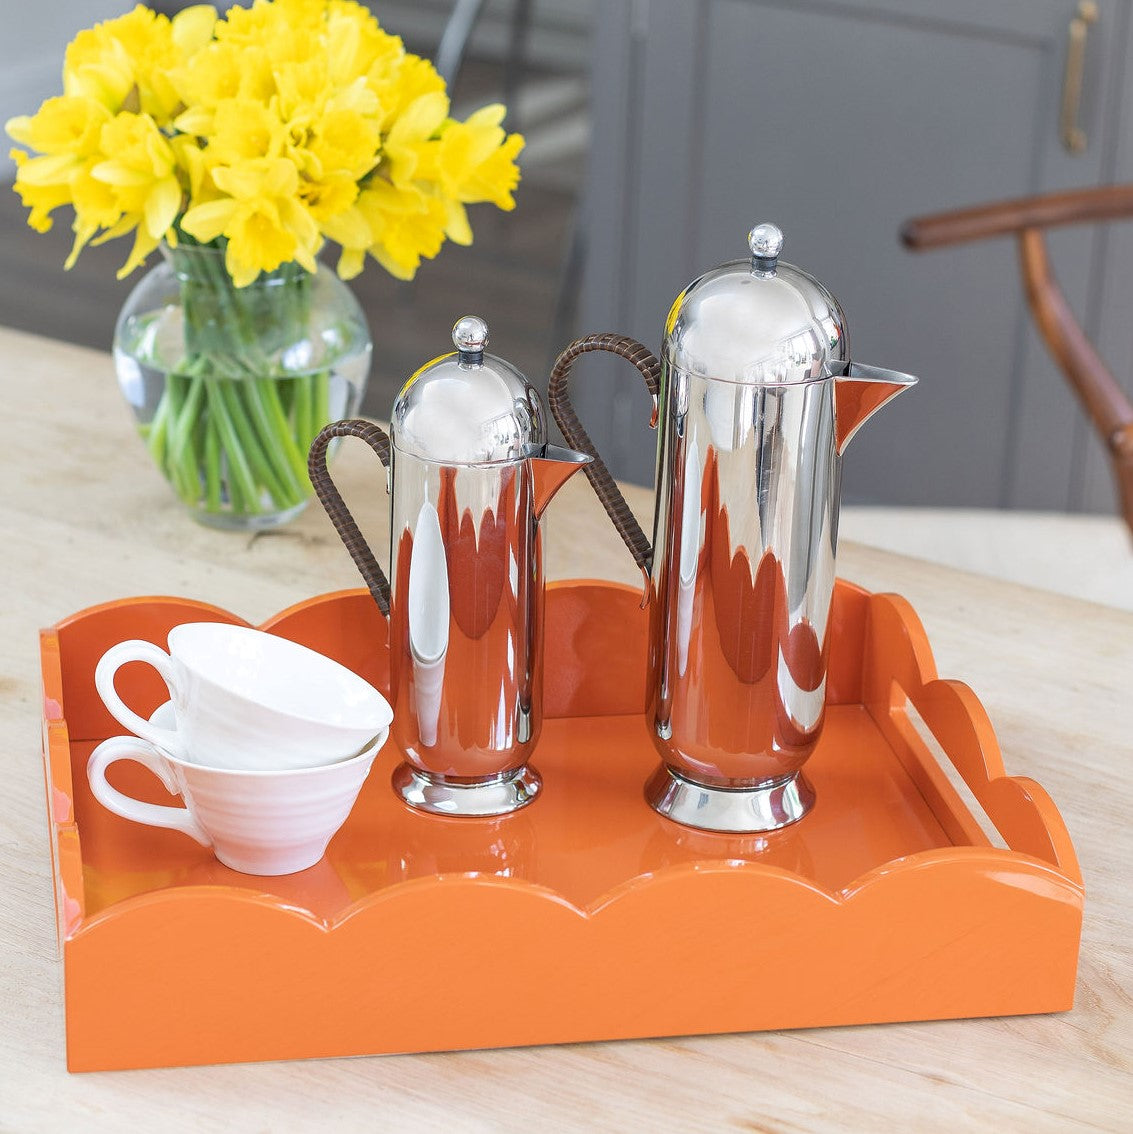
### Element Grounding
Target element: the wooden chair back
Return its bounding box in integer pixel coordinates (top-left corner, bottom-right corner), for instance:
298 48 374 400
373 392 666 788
902 186 1133 536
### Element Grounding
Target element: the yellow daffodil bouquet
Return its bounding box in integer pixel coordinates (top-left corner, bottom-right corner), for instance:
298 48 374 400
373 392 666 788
6 0 524 526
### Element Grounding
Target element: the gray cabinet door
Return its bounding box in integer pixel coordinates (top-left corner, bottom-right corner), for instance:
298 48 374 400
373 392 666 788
575 0 1128 512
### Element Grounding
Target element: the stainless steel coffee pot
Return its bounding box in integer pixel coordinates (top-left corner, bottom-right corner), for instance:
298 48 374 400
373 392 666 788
310 316 590 817
549 224 917 833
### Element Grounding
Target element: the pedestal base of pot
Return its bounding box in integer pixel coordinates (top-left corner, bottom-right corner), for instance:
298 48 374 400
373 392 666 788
391 761 541 816
646 765 815 831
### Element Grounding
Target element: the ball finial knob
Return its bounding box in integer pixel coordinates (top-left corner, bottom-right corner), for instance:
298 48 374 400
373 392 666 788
748 223 784 264
452 315 489 356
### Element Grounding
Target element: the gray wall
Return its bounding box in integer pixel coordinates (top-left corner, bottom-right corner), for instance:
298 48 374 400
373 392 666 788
574 0 1133 515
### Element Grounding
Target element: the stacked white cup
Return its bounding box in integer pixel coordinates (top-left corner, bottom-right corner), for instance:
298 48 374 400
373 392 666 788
88 623 393 876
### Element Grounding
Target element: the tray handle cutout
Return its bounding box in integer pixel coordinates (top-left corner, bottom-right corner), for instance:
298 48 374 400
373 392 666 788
864 593 1081 878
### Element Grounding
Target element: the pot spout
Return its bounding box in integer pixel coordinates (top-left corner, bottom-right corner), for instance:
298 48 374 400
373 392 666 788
531 444 593 519
833 362 918 455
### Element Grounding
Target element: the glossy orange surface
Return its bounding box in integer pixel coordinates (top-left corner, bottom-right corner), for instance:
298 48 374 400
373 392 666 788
41 581 1083 1071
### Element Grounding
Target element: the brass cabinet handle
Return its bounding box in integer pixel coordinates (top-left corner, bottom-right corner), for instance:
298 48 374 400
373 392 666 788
1061 1 1098 153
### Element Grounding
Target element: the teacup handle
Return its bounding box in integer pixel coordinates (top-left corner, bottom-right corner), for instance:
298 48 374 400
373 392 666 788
87 737 211 847
308 420 393 617
548 334 662 591
95 640 185 757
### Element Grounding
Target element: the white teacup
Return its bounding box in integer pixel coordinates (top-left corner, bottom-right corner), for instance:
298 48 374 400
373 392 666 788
87 706 384 875
95 622 392 771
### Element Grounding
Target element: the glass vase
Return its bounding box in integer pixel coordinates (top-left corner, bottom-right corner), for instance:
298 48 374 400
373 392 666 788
113 244 372 530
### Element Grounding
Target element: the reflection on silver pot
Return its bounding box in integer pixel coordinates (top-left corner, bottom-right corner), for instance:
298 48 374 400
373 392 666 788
310 316 590 817
550 224 916 833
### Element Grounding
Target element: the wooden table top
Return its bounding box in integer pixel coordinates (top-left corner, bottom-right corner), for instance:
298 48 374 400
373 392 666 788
2 326 1130 1130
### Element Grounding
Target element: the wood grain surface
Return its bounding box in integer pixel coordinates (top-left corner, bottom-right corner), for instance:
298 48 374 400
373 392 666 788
1 327 1130 1131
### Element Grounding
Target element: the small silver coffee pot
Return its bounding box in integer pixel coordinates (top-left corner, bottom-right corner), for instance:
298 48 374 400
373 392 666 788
310 316 590 816
550 224 917 833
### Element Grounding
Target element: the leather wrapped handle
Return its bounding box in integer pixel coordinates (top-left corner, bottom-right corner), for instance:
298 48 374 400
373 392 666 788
548 333 661 575
308 419 392 616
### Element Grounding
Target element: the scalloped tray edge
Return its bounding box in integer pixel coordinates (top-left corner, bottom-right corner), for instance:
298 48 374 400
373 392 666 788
40 579 1084 1071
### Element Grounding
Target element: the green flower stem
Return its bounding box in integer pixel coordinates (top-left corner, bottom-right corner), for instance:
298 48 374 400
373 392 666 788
294 374 313 456
204 414 221 513
167 370 207 499
161 374 195 502
233 377 298 503
150 369 322 515
156 370 185 467
203 378 260 510
220 379 297 509
249 377 309 498
142 390 169 470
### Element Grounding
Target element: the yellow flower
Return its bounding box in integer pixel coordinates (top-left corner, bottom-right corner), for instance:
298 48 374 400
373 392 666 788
315 192 370 270
91 112 184 275
63 5 216 124
369 54 445 134
171 5 219 55
63 21 138 113
170 134 216 211
6 0 526 284
438 105 523 208
304 172 360 227
172 42 275 136
180 157 321 286
327 1 402 84
327 178 445 281
7 149 71 233
217 0 322 56
269 68 381 219
6 94 108 162
369 193 446 280
306 103 381 181
69 167 129 270
382 91 447 187
6 96 117 260
204 99 285 166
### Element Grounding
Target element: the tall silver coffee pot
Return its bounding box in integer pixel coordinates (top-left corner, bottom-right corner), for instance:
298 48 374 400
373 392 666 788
550 224 916 832
310 316 590 817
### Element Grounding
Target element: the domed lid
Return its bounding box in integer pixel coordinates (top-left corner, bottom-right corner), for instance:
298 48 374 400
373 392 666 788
664 223 849 385
391 316 546 464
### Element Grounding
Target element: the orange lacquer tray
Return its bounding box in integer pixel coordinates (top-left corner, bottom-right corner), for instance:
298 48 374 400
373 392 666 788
40 579 1083 1072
